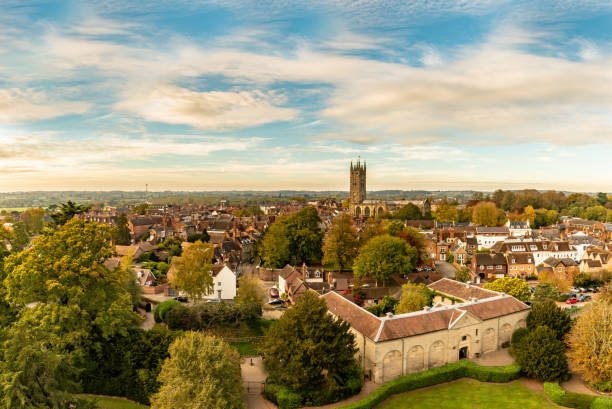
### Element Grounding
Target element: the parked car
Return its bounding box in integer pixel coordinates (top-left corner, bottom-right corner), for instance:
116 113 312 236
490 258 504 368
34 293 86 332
566 297 578 304
174 296 188 303
206 298 221 303
578 295 591 302
270 287 279 298
268 298 284 305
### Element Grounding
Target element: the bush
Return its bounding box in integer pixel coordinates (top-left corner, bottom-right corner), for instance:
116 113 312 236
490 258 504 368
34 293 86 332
527 300 572 340
161 301 263 329
338 361 520 409
277 387 303 409
543 382 610 409
154 299 180 323
512 326 568 381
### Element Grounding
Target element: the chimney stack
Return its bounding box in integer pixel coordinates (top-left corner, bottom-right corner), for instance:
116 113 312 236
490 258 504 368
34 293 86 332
386 312 394 318
466 281 471 288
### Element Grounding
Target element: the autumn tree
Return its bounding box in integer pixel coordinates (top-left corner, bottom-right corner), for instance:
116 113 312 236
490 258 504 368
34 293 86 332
235 275 264 306
567 301 612 391
394 203 422 220
386 220 405 237
532 282 560 303
172 240 214 301
455 266 471 282
359 217 386 246
150 332 244 409
322 213 358 271
526 300 572 340
395 282 432 314
353 235 417 287
435 199 458 223
261 292 361 398
538 267 575 293
9 221 29 252
484 277 530 302
22 207 45 234
395 227 427 265
472 202 498 226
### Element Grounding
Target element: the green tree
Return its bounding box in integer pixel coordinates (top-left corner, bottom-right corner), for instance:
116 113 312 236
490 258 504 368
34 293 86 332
395 227 427 265
353 235 417 287
119 253 142 309
512 326 568 381
258 223 291 268
545 209 559 226
150 332 244 409
472 202 498 226
172 241 214 301
22 207 45 234
366 296 398 317
395 282 432 314
50 200 91 226
261 292 360 394
394 203 422 220
322 213 358 271
435 199 458 223
584 205 607 221
526 300 571 341
532 283 560 303
113 213 132 245
235 275 264 306
386 220 405 236
455 266 471 282
3 219 135 349
484 277 531 302
358 218 386 246
597 192 609 206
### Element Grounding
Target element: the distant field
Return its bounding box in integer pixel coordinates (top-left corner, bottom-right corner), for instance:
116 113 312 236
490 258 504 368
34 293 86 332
0 207 31 212
80 395 148 409
375 378 558 409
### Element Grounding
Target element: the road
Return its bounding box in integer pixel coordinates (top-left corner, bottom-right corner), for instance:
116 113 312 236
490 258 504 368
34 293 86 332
435 261 457 279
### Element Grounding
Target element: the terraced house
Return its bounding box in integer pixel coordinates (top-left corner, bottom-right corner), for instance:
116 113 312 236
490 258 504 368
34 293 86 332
322 279 530 384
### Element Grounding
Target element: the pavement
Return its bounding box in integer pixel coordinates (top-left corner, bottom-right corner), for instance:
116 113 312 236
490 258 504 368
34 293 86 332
472 348 515 366
435 261 458 279
241 356 274 409
138 308 155 330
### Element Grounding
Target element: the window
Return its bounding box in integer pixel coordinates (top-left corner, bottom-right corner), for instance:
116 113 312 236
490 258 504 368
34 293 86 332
496 265 502 270
558 267 562 272
480 265 485 270
528 265 531 270
530 245 537 251
315 270 321 278
217 281 222 286
476 329 478 336
462 335 467 341
487 265 493 270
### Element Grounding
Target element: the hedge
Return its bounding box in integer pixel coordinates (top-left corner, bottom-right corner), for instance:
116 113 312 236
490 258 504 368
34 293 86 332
154 299 180 323
338 360 521 409
543 382 612 409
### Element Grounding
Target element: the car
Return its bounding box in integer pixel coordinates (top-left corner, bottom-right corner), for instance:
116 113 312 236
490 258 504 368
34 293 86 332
174 296 188 303
206 298 221 303
566 297 578 304
578 295 591 302
268 298 284 305
579 287 587 293
269 287 279 298
529 287 536 293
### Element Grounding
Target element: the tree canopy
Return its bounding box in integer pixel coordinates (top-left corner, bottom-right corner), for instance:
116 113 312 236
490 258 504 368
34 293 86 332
526 300 572 341
261 292 360 394
472 202 498 226
394 203 422 220
50 200 91 226
150 332 244 409
395 282 432 314
172 240 214 301
112 213 132 245
484 277 531 302
353 235 417 287
512 325 568 381
322 213 358 271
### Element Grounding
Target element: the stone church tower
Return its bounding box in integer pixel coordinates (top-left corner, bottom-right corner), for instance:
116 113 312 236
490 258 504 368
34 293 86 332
350 159 366 204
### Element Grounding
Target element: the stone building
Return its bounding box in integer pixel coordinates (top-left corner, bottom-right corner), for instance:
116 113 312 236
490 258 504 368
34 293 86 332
348 159 388 217
321 278 529 384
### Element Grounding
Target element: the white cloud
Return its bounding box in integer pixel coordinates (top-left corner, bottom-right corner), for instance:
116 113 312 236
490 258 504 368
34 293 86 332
0 88 91 123
115 85 298 131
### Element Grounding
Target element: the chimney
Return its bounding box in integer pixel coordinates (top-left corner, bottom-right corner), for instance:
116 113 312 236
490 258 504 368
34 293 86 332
466 281 471 288
471 297 478 302
423 306 431 312
386 312 394 318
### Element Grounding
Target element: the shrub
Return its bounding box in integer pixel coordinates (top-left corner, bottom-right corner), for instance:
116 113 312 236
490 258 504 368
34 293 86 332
277 387 303 409
527 300 572 340
592 397 612 409
512 327 529 344
154 299 180 323
543 382 609 409
512 326 568 381
563 391 596 409
543 382 565 405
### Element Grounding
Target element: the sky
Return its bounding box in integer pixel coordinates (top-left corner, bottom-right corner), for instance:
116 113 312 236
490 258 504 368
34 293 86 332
1 0 612 192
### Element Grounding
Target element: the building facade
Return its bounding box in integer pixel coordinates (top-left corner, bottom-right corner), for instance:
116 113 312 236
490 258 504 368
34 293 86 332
349 159 388 217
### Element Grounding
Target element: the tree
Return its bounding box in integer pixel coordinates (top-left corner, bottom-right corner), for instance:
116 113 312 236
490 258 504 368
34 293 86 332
526 300 572 341
386 220 405 236
512 326 568 381
584 205 608 221
484 277 530 302
119 253 142 308
50 200 91 226
455 266 471 282
22 208 45 234
150 332 244 409
353 235 417 287
3 219 135 348
395 282 432 314
235 275 264 306
472 202 498 226
523 205 536 224
395 227 427 265
538 266 575 293
532 283 560 303
113 213 132 245
597 192 609 206
366 296 398 317
322 213 358 271
258 223 291 268
567 301 612 391
261 292 360 395
172 240 214 301
394 203 422 220
359 218 386 246
10 221 29 252
435 199 458 223
545 209 559 226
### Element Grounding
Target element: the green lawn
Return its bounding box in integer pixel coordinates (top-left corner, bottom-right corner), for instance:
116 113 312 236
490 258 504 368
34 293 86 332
80 395 149 409
375 379 559 409
230 340 260 356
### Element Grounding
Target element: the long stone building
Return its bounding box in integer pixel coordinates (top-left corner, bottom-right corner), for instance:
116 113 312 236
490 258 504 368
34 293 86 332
321 278 530 384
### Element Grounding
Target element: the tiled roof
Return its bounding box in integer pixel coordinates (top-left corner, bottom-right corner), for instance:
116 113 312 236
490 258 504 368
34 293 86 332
428 278 500 301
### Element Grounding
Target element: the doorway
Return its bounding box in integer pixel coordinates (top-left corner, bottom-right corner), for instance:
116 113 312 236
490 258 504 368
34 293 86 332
459 346 468 360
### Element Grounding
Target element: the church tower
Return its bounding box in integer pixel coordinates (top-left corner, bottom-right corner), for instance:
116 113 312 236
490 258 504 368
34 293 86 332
349 159 366 204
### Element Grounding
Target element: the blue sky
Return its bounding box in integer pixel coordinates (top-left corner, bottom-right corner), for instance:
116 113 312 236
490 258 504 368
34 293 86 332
1 0 612 192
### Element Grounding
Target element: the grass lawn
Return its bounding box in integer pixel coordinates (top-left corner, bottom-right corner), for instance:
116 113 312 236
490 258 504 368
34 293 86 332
80 395 149 409
230 340 260 356
375 379 559 409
